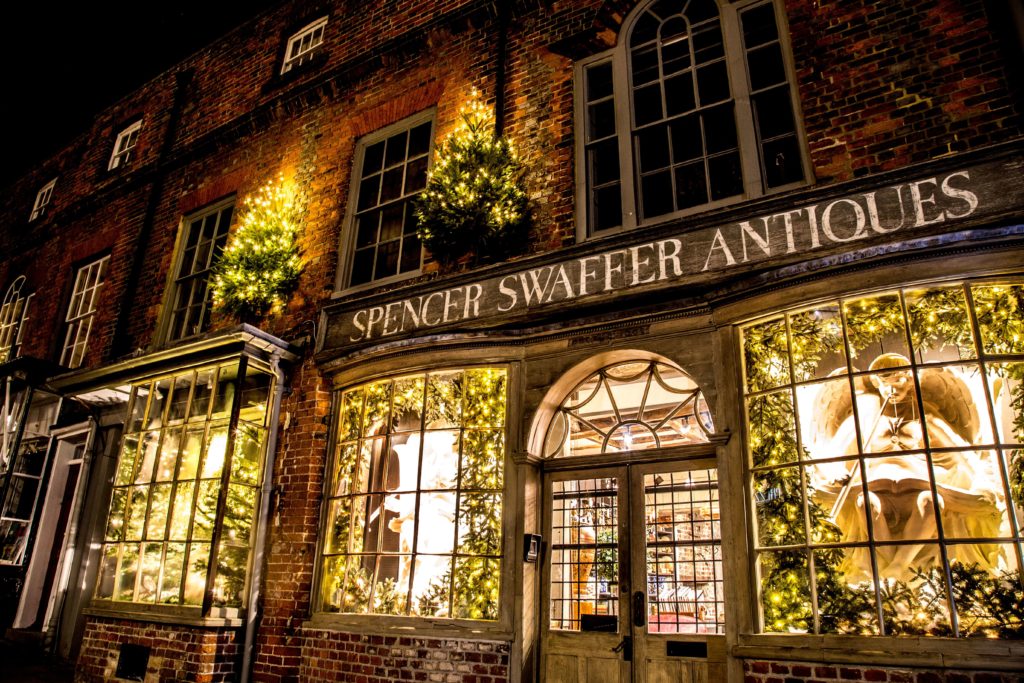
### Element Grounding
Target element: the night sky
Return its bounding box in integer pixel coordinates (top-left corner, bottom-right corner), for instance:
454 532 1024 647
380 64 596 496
1 0 281 188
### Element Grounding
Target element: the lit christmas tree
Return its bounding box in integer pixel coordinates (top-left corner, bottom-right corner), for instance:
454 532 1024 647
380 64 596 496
414 90 530 267
212 176 302 320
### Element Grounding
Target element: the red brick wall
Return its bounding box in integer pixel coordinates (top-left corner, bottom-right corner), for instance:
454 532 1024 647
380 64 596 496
76 617 241 683
743 660 1023 683
299 630 510 683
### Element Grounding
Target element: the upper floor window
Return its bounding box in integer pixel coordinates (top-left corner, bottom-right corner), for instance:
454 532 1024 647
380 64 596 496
281 17 328 74
60 255 110 369
166 200 233 342
108 120 142 171
579 0 806 235
29 178 56 221
0 277 32 364
343 114 433 288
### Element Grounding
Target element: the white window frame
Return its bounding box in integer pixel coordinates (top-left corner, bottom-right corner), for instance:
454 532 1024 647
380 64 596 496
0 277 32 364
60 256 110 369
337 110 434 292
29 178 57 221
108 120 142 171
573 0 811 239
281 16 328 74
163 199 234 343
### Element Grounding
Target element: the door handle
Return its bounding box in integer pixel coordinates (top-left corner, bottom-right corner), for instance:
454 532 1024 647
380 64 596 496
633 590 646 627
611 635 632 661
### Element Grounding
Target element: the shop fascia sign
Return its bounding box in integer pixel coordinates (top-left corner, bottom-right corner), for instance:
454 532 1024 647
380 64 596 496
331 158 1020 345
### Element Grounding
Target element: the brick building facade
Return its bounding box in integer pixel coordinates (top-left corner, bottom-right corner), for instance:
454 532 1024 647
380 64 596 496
0 1 1022 682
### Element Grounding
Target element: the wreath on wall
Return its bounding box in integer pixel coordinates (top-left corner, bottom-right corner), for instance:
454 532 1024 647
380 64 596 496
212 176 303 320
414 90 531 269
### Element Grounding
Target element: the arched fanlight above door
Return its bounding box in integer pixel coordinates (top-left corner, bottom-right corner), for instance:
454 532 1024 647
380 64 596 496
543 360 713 458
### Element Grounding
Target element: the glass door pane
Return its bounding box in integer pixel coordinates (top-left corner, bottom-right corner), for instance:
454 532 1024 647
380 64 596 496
642 468 725 634
549 476 621 632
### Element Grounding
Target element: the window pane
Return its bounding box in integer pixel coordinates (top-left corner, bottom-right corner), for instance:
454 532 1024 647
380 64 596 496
588 100 617 141
636 126 670 173
762 135 803 188
696 62 729 105
586 62 614 101
742 3 779 48
590 140 620 186
593 185 623 232
640 170 673 219
708 152 743 200
549 478 619 631
748 43 786 91
664 73 696 117
674 161 708 210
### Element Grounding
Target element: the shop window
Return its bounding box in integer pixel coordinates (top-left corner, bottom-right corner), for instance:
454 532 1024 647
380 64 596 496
343 114 433 288
281 16 328 74
578 0 806 234
543 360 713 457
165 200 233 342
29 178 56 221
320 367 506 620
95 360 273 612
108 120 142 171
60 255 109 369
741 281 1024 637
0 385 60 565
0 277 33 364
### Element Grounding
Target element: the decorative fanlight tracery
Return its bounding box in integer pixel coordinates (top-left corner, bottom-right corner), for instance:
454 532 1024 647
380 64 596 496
544 360 713 458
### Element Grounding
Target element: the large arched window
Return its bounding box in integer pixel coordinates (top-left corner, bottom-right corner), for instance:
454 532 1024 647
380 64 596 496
579 0 806 234
543 360 713 458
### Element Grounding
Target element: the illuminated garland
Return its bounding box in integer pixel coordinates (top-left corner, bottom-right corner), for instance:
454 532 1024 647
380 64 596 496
211 177 303 320
414 91 530 268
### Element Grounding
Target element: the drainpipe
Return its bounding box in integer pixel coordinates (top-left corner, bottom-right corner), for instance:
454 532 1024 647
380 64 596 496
108 68 194 360
494 0 510 136
240 355 288 683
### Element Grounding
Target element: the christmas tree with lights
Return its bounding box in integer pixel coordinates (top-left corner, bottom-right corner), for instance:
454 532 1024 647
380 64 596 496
212 176 302 320
414 90 530 268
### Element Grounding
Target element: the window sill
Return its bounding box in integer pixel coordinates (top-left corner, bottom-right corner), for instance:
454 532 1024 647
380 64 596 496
734 633 1024 671
84 602 243 629
304 612 514 642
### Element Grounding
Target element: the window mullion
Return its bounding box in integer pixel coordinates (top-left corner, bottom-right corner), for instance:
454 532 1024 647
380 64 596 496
202 356 248 615
722 3 762 198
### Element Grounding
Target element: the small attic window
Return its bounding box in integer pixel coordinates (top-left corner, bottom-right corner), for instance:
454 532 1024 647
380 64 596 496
108 120 142 171
281 17 327 74
29 178 56 221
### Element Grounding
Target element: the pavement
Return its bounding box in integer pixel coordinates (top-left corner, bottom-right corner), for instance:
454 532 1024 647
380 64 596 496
0 639 74 682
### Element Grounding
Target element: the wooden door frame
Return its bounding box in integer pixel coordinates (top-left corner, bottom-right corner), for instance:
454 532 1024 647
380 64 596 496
538 442 725 682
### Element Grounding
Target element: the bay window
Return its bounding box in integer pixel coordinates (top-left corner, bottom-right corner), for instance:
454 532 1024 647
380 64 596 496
741 280 1024 637
319 367 506 620
95 359 273 613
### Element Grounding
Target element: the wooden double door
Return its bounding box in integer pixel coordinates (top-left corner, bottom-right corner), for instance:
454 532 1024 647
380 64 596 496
541 460 726 683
